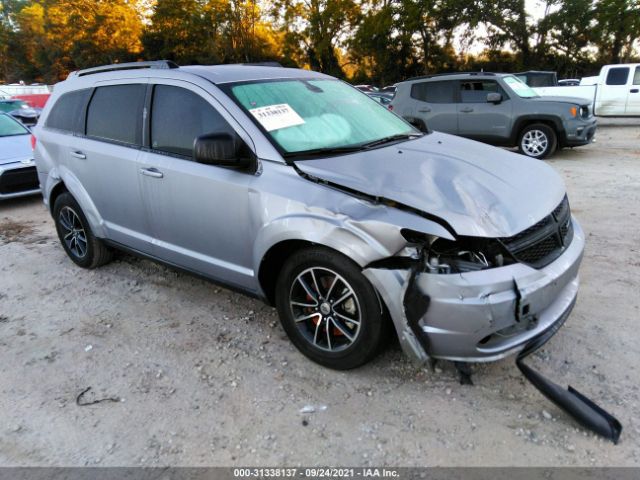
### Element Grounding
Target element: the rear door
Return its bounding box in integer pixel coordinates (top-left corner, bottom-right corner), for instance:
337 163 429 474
597 66 630 115
625 66 640 115
71 81 154 253
457 79 513 141
138 81 257 290
410 80 458 133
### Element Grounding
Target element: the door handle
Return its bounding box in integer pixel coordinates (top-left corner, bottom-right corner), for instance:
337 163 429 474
631 89 639 93
140 167 164 178
70 151 86 159
460 107 474 113
418 107 431 112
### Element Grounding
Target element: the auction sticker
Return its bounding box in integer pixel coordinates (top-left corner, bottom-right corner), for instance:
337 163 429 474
249 103 305 131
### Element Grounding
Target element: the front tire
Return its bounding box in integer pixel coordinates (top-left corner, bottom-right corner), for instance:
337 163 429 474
53 192 112 269
275 247 387 370
518 123 557 159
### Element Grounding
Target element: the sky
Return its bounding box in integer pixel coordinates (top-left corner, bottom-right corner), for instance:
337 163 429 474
527 0 552 19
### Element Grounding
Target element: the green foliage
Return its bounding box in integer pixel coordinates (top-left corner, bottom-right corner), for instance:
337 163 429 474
0 0 638 84
593 0 640 63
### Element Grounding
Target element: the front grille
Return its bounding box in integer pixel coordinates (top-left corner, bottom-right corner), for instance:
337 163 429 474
0 166 39 194
500 196 573 268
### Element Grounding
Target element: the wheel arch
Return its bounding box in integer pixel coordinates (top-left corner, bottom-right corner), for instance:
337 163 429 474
46 166 107 238
48 181 69 215
512 115 565 145
258 239 318 306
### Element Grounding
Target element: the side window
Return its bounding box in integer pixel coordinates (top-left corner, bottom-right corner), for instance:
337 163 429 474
460 81 506 103
86 84 145 145
634 67 640 85
45 89 91 134
410 81 455 104
151 85 232 157
606 67 630 86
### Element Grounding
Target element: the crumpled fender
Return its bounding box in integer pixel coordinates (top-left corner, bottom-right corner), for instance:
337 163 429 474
250 174 453 274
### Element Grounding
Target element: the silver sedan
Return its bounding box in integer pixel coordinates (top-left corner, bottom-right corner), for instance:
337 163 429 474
0 113 39 200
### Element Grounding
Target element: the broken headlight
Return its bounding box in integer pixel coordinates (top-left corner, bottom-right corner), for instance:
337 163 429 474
401 229 512 274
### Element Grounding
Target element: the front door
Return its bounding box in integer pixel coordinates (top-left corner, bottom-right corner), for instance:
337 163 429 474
626 66 640 115
138 82 257 290
599 66 631 116
457 80 513 142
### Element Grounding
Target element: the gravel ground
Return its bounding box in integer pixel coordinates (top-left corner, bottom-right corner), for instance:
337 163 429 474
0 122 639 467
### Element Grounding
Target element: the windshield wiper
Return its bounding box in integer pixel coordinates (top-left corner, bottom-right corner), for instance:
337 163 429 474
283 133 423 159
360 133 423 149
283 145 366 158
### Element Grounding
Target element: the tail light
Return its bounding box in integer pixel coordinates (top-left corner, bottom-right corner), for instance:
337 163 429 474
30 134 36 150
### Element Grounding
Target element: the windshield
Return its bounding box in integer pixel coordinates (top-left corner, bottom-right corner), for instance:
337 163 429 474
0 114 29 136
503 76 539 98
226 79 416 156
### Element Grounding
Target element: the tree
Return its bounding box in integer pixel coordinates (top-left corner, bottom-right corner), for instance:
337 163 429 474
350 1 420 84
537 0 596 76
0 0 30 81
142 0 220 64
270 0 360 77
1 0 144 82
143 0 282 65
593 0 640 63
479 0 532 68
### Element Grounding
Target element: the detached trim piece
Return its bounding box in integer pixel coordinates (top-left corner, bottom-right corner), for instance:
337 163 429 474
401 253 431 354
516 298 623 443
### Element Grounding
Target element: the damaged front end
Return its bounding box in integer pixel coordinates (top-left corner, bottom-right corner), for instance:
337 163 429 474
364 199 622 443
368 195 580 363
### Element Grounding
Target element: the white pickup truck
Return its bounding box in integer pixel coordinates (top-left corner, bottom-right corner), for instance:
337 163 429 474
534 64 640 116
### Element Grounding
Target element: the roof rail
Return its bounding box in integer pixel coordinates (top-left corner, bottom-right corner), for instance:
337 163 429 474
240 61 283 67
405 71 497 82
69 60 179 78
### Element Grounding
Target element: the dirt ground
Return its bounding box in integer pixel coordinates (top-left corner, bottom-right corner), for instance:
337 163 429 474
1 121 639 467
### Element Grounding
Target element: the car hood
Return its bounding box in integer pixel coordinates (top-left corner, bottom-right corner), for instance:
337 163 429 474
294 132 566 238
531 95 591 106
0 134 33 165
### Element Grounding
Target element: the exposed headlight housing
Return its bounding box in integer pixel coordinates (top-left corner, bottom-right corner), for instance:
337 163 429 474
401 229 513 274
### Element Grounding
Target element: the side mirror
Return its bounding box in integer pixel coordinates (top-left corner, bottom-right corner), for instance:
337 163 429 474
193 132 255 170
487 92 502 104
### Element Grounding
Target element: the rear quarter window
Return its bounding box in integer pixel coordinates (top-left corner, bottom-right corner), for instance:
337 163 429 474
45 89 91 133
86 84 146 145
410 81 456 103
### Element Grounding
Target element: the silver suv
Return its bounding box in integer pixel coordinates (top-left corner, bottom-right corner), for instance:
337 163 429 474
33 61 585 369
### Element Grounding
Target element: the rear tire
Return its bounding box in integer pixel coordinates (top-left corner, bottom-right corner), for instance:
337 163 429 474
53 192 112 269
518 123 557 159
275 247 387 370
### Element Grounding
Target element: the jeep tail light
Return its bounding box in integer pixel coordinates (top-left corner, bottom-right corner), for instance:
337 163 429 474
30 134 37 150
